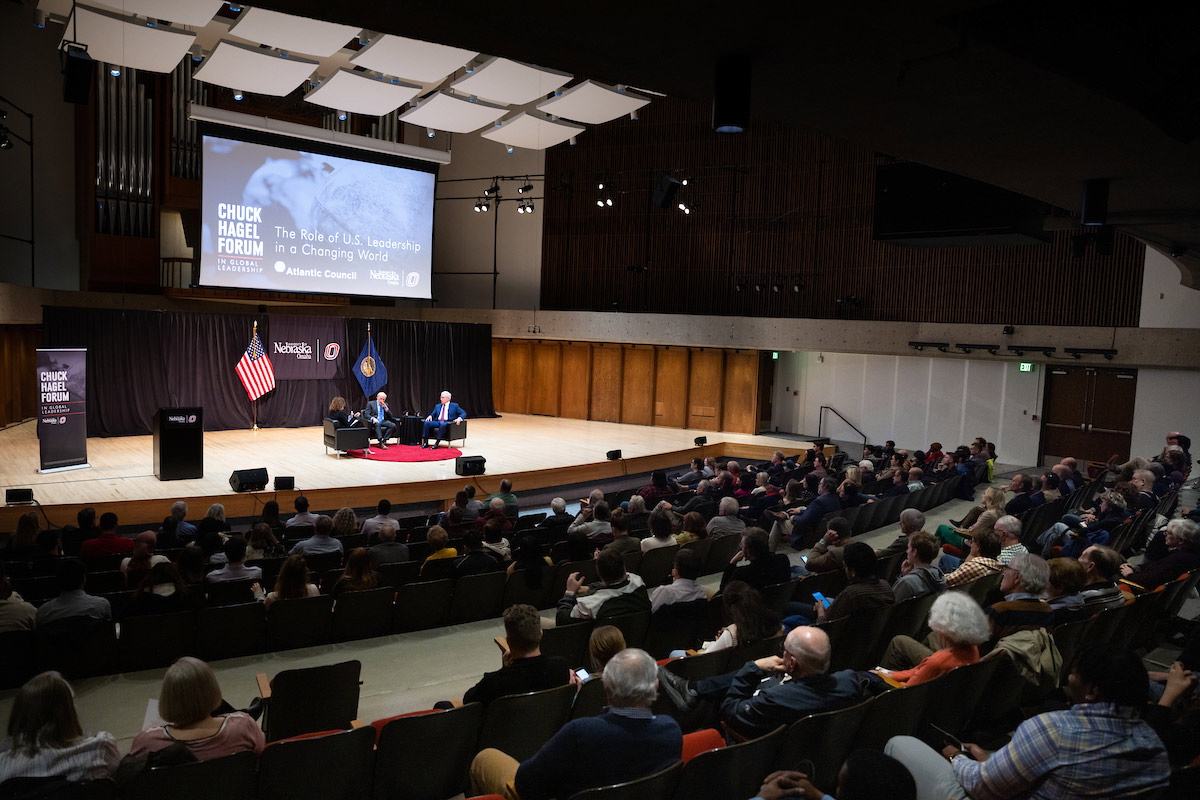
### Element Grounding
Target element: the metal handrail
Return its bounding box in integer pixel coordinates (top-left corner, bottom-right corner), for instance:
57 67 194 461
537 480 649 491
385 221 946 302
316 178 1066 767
816 406 868 454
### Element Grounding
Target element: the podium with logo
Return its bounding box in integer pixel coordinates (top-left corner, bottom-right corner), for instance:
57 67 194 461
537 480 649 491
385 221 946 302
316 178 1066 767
154 407 204 481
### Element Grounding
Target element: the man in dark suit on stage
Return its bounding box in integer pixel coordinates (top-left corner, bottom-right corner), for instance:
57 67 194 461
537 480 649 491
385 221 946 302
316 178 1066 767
366 391 398 450
422 390 466 449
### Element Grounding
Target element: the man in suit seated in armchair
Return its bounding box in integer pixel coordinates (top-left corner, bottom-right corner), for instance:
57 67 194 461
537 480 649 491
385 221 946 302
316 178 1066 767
366 391 398 450
422 390 466 449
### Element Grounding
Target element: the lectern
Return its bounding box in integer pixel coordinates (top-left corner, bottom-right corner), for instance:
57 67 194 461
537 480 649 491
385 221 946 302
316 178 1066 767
154 407 203 480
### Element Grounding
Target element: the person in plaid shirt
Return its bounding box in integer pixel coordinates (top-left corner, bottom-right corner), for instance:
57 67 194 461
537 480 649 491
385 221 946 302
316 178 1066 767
885 642 1169 799
943 529 1004 588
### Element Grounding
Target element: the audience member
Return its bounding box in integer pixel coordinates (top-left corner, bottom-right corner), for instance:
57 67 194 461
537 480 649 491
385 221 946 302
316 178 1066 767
327 507 356 538
673 479 718 518
1119 518 1200 593
937 487 1005 556
331 547 379 597
1078 545 1128 613
586 625 627 675
754 751 916 800
568 499 613 544
461 485 485 523
360 499 394 537
1045 557 1087 623
196 503 231 535
204 536 262 583
809 543 894 625
1003 473 1036 517
805 518 852 574
1038 489 1127 558
0 562 36 632
640 512 677 553
699 581 782 654
253 555 318 609
638 470 679 503
885 644 1169 799
942 529 1003 588
34 560 111 627
0 671 119 781
481 520 511 563
175 545 208 584
987 553 1054 641
289 515 344 557
649 549 706 612
556 549 649 624
457 532 503 577
721 527 791 591
368 523 409 567
257 500 284 536
892 531 946 602
783 476 841 550
463 604 570 707
474 498 515 538
708 496 748 539
677 457 707 486
876 508 927 561
623 494 650 532
121 531 168 574
285 496 318 528
538 497 574 532
169 501 197 538
126 563 196 617
469 648 680 800
156 516 184 551
507 535 552 591
878 592 988 684
9 512 40 558
486 479 519 517
79 513 133 560
603 509 642 557
246 523 284 560
674 511 708 547
131 657 264 761
420 526 459 576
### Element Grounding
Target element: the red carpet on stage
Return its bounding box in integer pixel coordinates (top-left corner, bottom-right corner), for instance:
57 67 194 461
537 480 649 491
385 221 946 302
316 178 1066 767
348 445 462 463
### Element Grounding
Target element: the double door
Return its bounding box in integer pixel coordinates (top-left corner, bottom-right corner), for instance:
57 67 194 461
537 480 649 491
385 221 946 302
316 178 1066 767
1041 366 1136 465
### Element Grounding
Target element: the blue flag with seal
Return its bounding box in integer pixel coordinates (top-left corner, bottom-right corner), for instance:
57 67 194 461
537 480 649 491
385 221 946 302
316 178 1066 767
352 324 388 399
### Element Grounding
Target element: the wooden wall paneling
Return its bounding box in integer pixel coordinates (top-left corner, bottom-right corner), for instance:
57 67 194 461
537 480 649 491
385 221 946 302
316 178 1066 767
502 341 534 414
559 343 592 419
589 344 623 422
619 346 656 426
0 326 39 428
654 347 689 428
530 341 562 416
491 339 507 411
721 350 761 434
687 349 725 430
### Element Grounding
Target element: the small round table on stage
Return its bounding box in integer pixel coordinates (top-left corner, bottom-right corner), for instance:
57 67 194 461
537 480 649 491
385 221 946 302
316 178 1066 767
396 415 423 446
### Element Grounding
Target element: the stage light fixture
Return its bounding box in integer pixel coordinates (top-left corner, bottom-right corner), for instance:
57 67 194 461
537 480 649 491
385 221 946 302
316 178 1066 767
228 4 243 11
109 66 121 77
518 183 533 194
358 29 371 46
630 109 638 121
34 9 47 28
479 200 489 212
793 284 801 292
907 341 950 352
473 200 482 212
1006 345 1056 357
694 436 707 446
569 136 577 145
426 127 435 138
1063 347 1118 360
524 200 535 214
713 53 750 133
596 199 604 207
506 145 514 153
598 182 604 190
606 198 613 207
190 45 203 62
233 89 244 101
772 284 781 293
484 182 500 197
0 129 11 151
337 109 347 121
279 50 289 59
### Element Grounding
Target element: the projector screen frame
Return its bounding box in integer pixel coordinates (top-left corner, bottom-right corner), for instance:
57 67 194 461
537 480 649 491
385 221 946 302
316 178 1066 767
195 121 441 302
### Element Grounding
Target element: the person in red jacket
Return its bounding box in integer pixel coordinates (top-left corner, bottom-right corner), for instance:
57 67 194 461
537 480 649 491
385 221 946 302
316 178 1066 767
79 513 134 560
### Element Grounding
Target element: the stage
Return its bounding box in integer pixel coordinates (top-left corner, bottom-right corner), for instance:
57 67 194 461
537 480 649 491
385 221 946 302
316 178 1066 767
0 415 810 530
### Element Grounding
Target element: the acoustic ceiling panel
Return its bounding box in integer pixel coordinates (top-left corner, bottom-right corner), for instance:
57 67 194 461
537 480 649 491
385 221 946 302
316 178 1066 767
92 0 225 27
305 68 423 117
480 111 584 150
450 57 572 106
61 3 195 73
350 34 478 85
194 39 319 97
229 7 361 57
399 91 508 133
537 80 651 125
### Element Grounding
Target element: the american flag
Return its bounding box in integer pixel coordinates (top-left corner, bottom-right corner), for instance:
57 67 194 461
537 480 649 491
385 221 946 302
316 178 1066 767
236 332 275 400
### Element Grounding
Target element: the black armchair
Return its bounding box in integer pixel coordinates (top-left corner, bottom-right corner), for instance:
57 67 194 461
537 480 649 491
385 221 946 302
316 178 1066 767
323 418 370 457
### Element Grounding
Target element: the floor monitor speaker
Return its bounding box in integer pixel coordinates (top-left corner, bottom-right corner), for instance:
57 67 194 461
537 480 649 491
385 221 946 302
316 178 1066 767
455 455 486 476
229 468 269 492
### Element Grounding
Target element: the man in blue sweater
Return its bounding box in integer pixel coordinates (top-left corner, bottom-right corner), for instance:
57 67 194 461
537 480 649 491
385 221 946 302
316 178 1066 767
469 648 682 800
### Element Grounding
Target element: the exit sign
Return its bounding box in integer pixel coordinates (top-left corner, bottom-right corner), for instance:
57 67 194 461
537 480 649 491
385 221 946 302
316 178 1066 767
1019 362 1035 372
772 351 779 360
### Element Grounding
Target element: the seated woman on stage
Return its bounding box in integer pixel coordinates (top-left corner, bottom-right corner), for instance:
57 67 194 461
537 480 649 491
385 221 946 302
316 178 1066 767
131 657 264 761
328 396 362 427
252 555 318 609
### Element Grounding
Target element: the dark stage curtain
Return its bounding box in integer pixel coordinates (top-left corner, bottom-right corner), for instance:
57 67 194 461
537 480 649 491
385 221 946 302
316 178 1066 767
42 307 495 437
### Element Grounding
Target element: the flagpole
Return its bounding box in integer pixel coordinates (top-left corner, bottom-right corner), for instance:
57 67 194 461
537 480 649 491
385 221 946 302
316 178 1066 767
251 320 260 432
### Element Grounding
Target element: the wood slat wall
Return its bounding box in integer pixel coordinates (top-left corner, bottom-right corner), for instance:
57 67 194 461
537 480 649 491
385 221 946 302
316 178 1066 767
540 98 1145 326
494 339 761 434
0 325 40 428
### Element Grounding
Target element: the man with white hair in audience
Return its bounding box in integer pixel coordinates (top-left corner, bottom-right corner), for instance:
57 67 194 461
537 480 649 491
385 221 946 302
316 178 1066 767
986 552 1054 640
670 479 718 518
1119 518 1200 594
170 501 197 538
469 648 681 800
707 496 747 538
538 497 574 535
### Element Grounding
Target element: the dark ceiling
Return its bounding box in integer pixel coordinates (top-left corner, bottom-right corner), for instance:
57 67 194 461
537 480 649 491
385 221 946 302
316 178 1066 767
257 0 1200 288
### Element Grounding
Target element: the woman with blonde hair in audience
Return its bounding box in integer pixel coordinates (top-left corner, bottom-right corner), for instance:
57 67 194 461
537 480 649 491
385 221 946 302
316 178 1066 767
0 671 119 781
674 512 708 547
252 554 318 609
332 548 378 597
420 526 458 576
331 507 359 538
843 465 863 488
131 657 264 760
876 592 988 687
935 485 1006 555
246 523 284 560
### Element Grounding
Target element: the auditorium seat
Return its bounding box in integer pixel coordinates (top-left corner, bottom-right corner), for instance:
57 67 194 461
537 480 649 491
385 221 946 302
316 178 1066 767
258 659 361 742
566 760 682 800
376 560 420 588
637 544 680 589
512 512 547 533
923 657 1006 739
500 569 553 611
569 677 608 720
393 579 452 632
955 572 1003 607
539 619 594 667
450 571 506 623
773 699 871 789
205 578 257 606
258 726 375 800
645 599 710 659
120 751 256 800
826 605 894 673
266 594 334 650
197 602 266 661
872 593 939 664
35 617 115 679
333 587 396 641
702 536 741 576
604 611 651 649
117 610 195 672
372 703 484 800
854 671 943 750
673 725 784 800
477 684 576 761
422 420 467 447
0 630 36 689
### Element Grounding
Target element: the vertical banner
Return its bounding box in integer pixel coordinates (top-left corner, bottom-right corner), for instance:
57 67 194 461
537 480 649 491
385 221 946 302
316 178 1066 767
36 348 90 473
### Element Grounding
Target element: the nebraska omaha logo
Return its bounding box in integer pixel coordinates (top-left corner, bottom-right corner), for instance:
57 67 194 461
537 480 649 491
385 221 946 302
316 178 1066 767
324 342 340 360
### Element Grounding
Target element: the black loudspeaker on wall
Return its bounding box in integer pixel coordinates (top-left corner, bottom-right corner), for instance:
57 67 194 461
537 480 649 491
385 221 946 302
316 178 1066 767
229 468 269 492
455 455 486 476
61 45 94 105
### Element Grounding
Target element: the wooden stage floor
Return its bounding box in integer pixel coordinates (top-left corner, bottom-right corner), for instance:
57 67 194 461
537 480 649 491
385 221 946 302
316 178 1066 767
0 415 808 529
